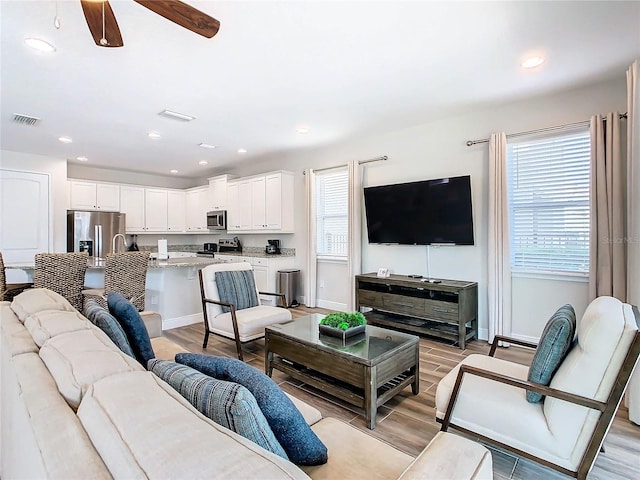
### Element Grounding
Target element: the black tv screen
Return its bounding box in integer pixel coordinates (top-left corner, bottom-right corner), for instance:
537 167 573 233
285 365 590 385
363 175 474 245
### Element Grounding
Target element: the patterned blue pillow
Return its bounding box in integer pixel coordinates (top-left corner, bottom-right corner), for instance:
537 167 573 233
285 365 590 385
107 291 155 367
527 304 576 403
214 270 259 313
148 359 287 459
84 299 135 358
175 353 328 466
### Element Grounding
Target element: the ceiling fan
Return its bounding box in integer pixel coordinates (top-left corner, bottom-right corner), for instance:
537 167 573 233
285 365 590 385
79 0 220 47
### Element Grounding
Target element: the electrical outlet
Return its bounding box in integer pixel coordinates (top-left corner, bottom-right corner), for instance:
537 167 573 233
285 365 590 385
150 295 158 305
319 280 325 288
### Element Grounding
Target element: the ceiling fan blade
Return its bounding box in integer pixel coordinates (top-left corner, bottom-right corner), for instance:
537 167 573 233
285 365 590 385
134 0 220 38
80 0 124 47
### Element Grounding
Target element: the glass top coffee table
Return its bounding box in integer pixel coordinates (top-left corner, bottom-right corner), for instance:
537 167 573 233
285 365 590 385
265 314 420 429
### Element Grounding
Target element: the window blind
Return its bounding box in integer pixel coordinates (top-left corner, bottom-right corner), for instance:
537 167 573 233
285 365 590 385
507 130 591 274
315 169 348 256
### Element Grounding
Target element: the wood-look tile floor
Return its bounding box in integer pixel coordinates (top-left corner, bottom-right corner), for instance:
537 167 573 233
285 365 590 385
163 306 640 480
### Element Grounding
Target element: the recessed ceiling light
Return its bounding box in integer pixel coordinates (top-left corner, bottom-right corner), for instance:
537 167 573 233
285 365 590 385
198 160 209 166
170 169 179 174
158 109 196 122
521 56 545 69
199 143 216 149
148 131 161 139
24 38 55 52
76 156 88 162
237 148 247 154
58 136 73 143
296 127 310 134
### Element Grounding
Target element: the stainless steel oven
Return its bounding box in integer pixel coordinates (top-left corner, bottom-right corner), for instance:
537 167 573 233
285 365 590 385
207 210 227 230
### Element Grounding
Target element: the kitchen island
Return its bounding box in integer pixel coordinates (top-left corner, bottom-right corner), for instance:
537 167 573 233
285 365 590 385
6 256 227 331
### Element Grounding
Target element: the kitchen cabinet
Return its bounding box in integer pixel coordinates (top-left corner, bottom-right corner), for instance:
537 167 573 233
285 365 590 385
208 175 233 211
185 186 209 232
144 189 168 232
69 180 120 211
226 171 294 233
167 190 185 232
120 186 145 232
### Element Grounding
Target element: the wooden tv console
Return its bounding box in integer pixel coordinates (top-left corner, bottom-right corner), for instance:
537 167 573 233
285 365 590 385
355 273 478 349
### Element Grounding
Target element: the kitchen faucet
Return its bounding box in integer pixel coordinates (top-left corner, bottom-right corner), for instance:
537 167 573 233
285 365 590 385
112 233 128 254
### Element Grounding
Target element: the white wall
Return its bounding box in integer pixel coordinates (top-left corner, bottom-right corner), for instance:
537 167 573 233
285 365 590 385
220 74 627 341
0 150 67 254
67 164 203 189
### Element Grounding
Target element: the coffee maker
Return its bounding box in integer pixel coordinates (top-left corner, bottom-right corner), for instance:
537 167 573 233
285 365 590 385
265 239 281 254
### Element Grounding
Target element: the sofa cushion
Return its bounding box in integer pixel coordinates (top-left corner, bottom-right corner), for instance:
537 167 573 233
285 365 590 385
39 328 143 409
24 310 92 348
10 288 75 322
1 303 39 356
85 299 135 358
215 270 260 313
527 304 576 403
210 306 292 342
77 371 310 479
107 292 155 367
149 359 287 459
175 353 328 466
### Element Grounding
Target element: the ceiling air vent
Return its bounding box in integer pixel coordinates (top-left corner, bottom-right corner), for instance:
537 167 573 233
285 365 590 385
13 113 41 126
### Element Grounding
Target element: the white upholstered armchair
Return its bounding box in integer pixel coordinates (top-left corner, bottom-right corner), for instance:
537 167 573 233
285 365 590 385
435 296 640 480
199 262 292 361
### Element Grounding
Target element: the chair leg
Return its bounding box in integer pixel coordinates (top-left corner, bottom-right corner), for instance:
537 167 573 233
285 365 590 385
202 328 210 348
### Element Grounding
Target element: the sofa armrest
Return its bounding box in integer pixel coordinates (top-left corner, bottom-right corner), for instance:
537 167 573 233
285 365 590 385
489 335 538 357
440 364 606 432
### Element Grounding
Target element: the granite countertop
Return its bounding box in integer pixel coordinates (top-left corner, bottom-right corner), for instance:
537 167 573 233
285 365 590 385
6 257 225 270
215 251 295 259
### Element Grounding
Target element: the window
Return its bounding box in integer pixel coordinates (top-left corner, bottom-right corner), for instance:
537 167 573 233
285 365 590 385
315 168 348 256
507 130 591 275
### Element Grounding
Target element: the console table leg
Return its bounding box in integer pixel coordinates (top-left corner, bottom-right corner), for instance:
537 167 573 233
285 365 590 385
411 346 420 395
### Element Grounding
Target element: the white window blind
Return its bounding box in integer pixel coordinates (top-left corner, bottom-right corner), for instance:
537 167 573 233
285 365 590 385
507 130 591 274
315 168 348 256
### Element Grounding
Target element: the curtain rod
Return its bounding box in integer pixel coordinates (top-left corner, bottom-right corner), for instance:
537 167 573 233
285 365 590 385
304 155 388 174
465 113 628 147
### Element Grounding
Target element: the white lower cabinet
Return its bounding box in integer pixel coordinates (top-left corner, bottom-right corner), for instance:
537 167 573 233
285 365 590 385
214 255 295 305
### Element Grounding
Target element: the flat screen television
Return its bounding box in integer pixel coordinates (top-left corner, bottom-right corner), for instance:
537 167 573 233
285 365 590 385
363 175 474 245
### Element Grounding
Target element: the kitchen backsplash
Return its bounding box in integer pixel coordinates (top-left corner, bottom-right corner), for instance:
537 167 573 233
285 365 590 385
137 243 295 256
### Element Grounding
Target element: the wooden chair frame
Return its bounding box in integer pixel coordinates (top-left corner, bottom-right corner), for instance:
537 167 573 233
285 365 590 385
439 306 640 480
198 269 287 361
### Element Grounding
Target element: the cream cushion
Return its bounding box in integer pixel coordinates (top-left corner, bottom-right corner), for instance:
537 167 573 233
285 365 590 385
10 288 75 321
77 371 310 480
303 417 413 480
39 328 143 409
286 393 323 426
398 432 492 480
24 310 91 347
1 302 39 356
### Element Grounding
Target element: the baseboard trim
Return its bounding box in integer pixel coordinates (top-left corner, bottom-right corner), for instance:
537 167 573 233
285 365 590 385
163 313 202 331
316 299 347 312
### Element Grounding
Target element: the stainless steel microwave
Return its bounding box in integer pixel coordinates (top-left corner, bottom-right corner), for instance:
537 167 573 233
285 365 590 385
207 210 227 230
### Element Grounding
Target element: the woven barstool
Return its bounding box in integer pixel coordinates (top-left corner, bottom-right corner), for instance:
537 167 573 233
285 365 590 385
83 251 150 312
33 252 89 311
0 251 33 301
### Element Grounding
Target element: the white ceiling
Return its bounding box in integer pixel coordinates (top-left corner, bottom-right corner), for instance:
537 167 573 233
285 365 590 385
1 1 639 178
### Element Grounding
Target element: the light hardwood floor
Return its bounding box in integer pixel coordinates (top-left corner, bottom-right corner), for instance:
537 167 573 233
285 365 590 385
163 306 640 480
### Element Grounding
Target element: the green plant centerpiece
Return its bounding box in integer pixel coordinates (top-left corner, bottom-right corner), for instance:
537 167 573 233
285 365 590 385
319 311 367 340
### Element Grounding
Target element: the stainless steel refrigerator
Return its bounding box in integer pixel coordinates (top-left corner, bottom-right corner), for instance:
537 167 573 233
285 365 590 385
67 210 126 258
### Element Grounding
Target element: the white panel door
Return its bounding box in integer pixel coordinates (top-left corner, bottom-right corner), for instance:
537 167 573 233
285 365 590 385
238 180 253 230
69 180 97 210
144 189 168 232
0 169 50 264
226 182 240 231
209 176 227 210
96 183 120 211
251 176 266 230
265 173 282 230
120 186 145 232
167 190 185 232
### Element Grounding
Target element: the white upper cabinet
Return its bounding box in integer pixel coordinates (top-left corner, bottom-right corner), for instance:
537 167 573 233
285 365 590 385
144 189 168 232
226 171 293 234
120 186 145 232
185 186 209 232
167 190 186 232
69 180 120 211
208 175 232 211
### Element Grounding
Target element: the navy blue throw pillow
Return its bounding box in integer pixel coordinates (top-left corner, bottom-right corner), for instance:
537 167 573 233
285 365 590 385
175 353 328 466
107 291 155 367
84 299 135 358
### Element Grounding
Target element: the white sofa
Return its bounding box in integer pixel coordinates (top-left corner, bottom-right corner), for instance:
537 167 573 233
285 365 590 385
1 288 493 480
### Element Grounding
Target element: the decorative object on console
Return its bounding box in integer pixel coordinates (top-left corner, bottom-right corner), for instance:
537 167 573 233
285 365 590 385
526 304 576 403
148 359 288 460
175 353 328 466
107 291 155 367
319 312 367 340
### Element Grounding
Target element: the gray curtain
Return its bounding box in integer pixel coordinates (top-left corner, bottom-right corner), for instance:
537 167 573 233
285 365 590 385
588 113 626 301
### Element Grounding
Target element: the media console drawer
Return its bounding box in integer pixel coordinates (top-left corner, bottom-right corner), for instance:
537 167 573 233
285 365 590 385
355 274 478 349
